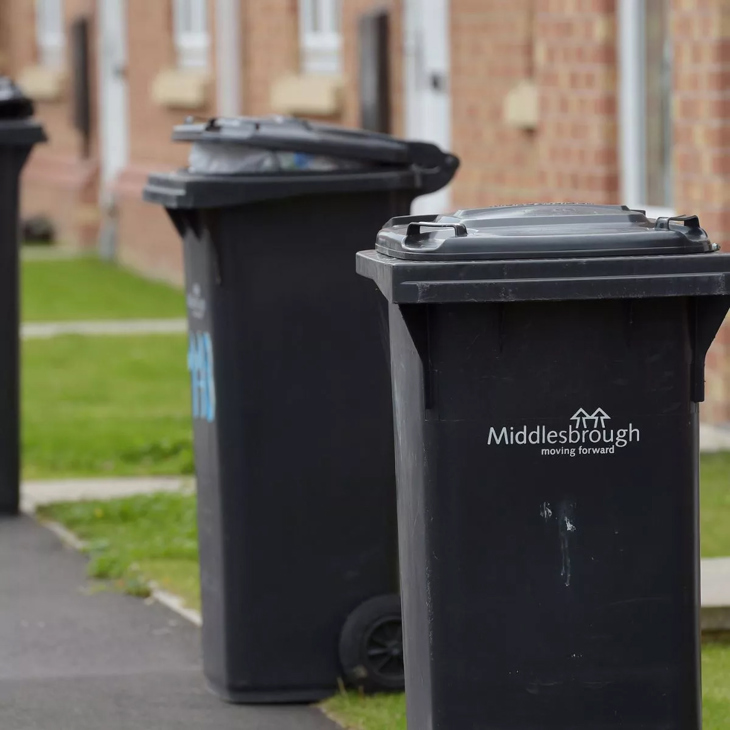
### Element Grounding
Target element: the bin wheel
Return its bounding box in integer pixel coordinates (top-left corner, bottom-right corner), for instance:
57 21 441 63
339 594 405 693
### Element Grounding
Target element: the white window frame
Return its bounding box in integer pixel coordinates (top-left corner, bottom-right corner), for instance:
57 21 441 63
299 0 342 75
173 0 210 71
36 0 66 69
618 0 674 218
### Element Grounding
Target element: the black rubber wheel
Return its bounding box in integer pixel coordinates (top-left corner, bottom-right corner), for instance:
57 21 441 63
339 594 404 693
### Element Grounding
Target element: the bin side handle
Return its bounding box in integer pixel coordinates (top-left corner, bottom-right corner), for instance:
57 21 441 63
689 295 730 402
399 304 435 410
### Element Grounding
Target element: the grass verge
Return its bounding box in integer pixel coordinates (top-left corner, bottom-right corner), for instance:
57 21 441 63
700 452 730 558
37 491 199 609
23 334 193 479
22 257 184 322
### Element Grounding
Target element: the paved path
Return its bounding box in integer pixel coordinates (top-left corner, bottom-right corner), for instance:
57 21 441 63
701 557 730 632
0 515 339 730
22 319 188 339
21 247 86 261
700 423 730 452
21 476 191 513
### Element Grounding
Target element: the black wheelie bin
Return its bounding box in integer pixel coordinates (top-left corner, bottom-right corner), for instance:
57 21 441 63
0 78 46 515
358 204 730 730
143 116 458 702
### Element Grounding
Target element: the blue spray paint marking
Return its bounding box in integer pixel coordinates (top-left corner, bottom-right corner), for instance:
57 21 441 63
188 331 216 422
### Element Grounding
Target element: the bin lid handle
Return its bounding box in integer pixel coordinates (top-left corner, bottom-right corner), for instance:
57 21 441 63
654 214 701 231
405 221 468 243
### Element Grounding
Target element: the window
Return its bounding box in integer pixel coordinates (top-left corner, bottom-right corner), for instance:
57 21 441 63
299 0 343 75
618 0 673 215
35 0 65 68
173 0 210 70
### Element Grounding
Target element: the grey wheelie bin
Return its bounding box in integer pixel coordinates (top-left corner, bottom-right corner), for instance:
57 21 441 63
0 78 46 515
357 203 730 730
143 116 458 703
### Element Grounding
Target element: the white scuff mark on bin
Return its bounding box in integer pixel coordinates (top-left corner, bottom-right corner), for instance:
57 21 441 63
540 502 553 521
558 502 576 587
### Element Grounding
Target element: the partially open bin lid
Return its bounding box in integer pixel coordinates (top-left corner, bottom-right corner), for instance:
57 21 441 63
376 204 716 260
0 77 46 146
0 78 34 120
172 115 453 169
144 116 459 209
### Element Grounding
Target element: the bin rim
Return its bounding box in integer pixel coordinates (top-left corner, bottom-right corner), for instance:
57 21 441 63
356 248 730 304
0 119 47 147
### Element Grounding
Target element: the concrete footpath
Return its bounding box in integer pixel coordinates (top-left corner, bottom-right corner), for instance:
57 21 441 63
21 319 187 339
0 516 338 730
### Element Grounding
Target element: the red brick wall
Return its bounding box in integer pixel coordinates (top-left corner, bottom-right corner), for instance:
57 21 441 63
7 0 100 248
535 0 618 205
0 2 9 74
449 1 618 210
673 0 730 424
243 0 299 116
115 0 218 284
450 0 538 208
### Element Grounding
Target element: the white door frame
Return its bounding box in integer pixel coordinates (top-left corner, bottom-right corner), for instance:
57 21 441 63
215 0 242 116
403 0 452 214
97 0 130 189
617 0 674 218
97 0 130 258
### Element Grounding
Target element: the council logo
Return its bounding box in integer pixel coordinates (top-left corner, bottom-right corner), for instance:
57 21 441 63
487 408 640 457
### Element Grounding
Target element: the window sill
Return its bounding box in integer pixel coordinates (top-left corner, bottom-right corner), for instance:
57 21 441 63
151 68 210 110
270 74 343 117
17 65 66 102
503 79 538 131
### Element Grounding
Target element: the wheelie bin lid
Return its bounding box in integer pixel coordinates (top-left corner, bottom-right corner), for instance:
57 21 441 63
0 78 46 146
172 115 453 168
143 115 459 209
357 203 730 304
375 204 716 261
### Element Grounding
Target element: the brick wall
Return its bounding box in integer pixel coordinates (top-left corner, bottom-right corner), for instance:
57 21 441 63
450 0 538 208
6 0 100 248
448 1 618 211
244 0 299 116
115 0 218 284
673 0 730 424
535 0 618 205
0 3 9 74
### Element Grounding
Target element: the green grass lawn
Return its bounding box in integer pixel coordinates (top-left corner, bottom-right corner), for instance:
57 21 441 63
23 334 193 479
701 452 730 558
22 257 184 322
38 492 199 608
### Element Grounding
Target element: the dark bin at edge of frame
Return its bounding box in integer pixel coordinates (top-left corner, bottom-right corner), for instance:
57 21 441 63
0 78 46 515
357 203 730 730
143 116 459 703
